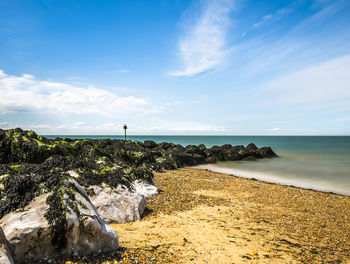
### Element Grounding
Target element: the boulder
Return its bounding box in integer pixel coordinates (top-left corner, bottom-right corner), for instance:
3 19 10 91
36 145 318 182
0 227 14 264
259 146 277 158
0 177 119 262
89 183 148 224
245 143 258 152
204 156 217 163
244 143 260 157
185 145 206 156
89 178 158 224
158 142 175 150
0 194 52 260
143 140 157 149
132 180 158 198
156 155 178 170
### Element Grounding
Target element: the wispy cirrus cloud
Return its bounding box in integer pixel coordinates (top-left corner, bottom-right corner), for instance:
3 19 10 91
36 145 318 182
252 8 291 28
169 0 234 77
135 119 226 134
231 0 350 79
0 69 160 117
261 53 350 107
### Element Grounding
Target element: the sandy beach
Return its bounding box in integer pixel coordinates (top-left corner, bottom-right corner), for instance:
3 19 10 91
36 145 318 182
111 167 350 264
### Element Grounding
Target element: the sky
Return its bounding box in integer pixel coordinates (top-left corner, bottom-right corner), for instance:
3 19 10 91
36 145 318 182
0 0 350 135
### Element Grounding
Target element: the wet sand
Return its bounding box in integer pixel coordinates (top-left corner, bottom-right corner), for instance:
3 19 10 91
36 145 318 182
111 167 350 264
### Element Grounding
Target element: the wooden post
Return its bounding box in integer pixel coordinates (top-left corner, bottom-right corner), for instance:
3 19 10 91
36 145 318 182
123 124 127 140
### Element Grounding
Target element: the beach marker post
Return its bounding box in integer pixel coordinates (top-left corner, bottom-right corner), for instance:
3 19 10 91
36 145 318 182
123 124 127 140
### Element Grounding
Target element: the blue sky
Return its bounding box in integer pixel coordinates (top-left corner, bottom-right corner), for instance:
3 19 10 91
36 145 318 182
0 0 350 135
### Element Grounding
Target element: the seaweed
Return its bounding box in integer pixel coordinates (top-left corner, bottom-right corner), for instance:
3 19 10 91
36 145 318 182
44 173 68 251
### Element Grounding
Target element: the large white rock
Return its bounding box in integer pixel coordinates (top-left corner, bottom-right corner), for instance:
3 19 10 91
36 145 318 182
0 194 52 261
132 180 158 198
89 180 158 224
0 177 119 262
0 227 14 264
90 184 146 224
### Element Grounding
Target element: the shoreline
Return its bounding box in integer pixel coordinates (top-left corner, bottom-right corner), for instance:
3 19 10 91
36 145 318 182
194 163 350 197
112 167 350 263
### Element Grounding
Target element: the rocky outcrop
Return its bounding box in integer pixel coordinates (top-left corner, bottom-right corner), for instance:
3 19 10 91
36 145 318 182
0 177 119 262
0 227 13 264
0 129 277 189
0 128 277 262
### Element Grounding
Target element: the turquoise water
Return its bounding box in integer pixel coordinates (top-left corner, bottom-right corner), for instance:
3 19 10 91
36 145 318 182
45 135 350 195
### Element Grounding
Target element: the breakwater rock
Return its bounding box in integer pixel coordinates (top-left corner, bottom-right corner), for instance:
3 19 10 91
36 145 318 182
0 128 276 261
0 177 119 262
0 227 13 264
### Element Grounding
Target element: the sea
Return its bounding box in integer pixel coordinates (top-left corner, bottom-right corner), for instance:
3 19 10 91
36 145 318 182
45 135 350 196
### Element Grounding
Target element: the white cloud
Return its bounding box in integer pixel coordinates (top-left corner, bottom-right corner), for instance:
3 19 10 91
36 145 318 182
262 54 350 107
230 0 350 80
253 14 272 28
0 70 159 116
74 121 85 126
169 0 234 77
16 120 226 134
268 128 280 132
100 123 115 128
252 8 291 28
136 119 226 133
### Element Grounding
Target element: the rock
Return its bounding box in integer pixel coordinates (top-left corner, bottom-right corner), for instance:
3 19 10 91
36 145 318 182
0 194 52 260
207 145 225 160
143 140 157 149
185 145 206 156
158 142 175 150
156 155 178 170
259 147 277 158
204 156 217 163
0 177 119 262
246 143 258 152
241 143 260 158
0 227 14 264
89 183 147 224
132 180 158 198
62 178 119 256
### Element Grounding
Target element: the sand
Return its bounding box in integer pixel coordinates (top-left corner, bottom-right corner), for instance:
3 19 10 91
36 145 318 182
111 168 350 264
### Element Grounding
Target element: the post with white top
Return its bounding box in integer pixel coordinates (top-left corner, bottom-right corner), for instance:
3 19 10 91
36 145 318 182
123 124 127 141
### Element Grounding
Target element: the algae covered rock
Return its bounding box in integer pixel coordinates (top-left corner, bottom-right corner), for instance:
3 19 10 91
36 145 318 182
0 227 14 264
0 176 118 262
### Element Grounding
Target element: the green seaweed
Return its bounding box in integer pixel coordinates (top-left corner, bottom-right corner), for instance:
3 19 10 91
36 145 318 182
156 157 166 163
10 164 24 173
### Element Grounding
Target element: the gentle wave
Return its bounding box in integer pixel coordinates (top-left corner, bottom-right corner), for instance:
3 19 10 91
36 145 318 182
195 155 350 196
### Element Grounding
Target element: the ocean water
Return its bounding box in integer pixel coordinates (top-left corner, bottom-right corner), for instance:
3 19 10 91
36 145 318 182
45 135 350 196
